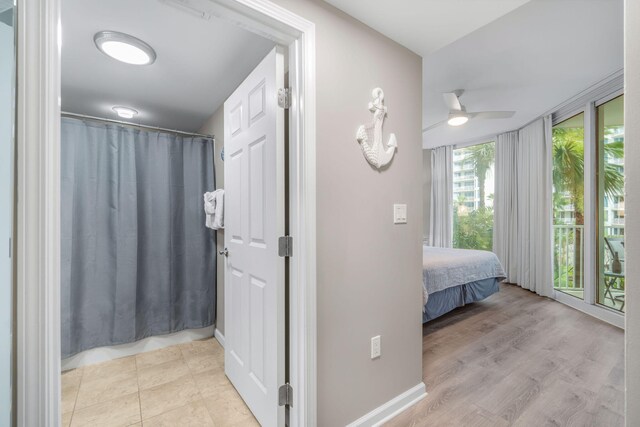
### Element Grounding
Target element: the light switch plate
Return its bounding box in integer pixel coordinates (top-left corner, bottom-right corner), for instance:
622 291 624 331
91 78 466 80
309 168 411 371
393 204 407 224
371 335 381 359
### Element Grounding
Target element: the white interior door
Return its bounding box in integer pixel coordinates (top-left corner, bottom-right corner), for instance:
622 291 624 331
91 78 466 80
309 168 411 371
224 46 285 427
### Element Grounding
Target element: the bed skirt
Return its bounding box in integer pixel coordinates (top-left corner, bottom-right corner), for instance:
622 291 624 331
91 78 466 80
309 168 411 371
423 277 500 323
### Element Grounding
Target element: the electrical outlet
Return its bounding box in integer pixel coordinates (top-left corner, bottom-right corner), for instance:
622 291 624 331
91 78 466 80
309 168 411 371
371 335 381 359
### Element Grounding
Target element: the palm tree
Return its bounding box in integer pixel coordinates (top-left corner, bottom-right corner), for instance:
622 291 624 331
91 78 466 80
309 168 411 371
462 142 495 209
552 131 625 220
552 128 625 289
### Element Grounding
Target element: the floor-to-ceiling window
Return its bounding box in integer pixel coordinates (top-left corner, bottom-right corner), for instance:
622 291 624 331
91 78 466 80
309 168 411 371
552 113 585 299
597 95 625 312
550 85 625 326
452 141 495 250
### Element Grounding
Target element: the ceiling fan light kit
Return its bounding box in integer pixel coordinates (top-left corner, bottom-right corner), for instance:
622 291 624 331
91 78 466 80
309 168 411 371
447 113 468 126
424 89 516 131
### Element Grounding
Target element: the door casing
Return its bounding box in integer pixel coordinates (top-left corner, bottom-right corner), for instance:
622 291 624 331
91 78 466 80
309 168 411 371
15 0 317 426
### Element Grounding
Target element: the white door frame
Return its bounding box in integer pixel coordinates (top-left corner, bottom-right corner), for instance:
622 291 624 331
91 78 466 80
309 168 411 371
15 0 317 425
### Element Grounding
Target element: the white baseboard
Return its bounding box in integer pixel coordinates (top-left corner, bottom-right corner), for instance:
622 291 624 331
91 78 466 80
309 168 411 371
215 328 225 348
346 382 427 427
61 325 215 371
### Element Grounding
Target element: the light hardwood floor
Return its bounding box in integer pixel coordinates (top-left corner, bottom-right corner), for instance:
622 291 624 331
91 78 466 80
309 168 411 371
386 283 624 427
61 337 258 427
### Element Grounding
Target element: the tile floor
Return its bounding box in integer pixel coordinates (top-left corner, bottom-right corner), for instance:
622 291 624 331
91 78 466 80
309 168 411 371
61 337 258 427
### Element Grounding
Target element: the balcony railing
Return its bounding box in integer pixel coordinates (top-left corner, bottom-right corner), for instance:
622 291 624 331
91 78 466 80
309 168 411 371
554 224 584 291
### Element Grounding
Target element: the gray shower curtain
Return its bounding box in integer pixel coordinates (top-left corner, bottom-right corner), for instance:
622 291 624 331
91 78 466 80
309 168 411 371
61 117 216 358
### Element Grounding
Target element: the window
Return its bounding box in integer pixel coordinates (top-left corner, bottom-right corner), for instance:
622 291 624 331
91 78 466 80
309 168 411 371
552 113 585 299
452 141 495 250
597 95 625 312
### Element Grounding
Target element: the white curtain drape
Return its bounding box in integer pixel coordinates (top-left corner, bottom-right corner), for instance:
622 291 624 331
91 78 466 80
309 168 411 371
430 146 453 247
494 130 519 281
493 117 553 296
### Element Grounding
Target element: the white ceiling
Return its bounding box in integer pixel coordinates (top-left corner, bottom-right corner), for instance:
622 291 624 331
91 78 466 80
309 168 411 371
323 0 531 56
61 0 275 132
325 0 623 149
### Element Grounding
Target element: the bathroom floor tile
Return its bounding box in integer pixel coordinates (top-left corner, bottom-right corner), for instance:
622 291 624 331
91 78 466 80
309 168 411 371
179 338 217 358
81 356 137 383
137 357 190 390
74 370 139 410
62 340 254 427
70 392 141 427
142 400 215 426
61 379 80 415
62 411 73 427
202 387 255 426
139 374 201 419
193 365 233 398
135 345 183 370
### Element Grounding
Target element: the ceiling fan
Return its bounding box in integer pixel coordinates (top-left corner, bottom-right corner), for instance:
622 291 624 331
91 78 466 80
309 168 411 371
423 90 515 132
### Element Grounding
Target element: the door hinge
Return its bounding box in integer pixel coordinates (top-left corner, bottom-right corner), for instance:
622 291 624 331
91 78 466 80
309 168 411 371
279 383 293 407
278 88 291 109
278 235 293 257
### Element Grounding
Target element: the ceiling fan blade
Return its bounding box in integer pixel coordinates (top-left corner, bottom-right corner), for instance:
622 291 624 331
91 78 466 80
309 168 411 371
442 92 462 111
422 119 448 132
471 111 516 119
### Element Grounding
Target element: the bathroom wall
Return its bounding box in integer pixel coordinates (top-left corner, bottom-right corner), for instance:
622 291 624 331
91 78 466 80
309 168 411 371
199 104 225 336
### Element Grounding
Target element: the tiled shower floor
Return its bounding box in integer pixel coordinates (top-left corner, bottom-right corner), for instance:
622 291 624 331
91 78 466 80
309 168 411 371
61 337 258 426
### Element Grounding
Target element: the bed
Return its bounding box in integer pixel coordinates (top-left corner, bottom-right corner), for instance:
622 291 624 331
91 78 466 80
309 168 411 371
422 245 506 322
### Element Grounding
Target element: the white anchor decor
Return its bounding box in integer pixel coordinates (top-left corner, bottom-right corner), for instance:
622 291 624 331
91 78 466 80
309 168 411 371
356 87 397 169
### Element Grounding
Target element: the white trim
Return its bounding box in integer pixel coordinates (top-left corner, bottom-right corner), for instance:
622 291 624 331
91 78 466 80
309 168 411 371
453 135 497 150
552 69 624 124
554 291 624 329
61 326 214 371
16 0 61 425
214 328 226 348
583 102 596 306
345 383 427 427
17 0 317 426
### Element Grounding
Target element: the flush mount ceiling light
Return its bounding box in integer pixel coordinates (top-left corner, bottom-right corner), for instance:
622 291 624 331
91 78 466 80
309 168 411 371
112 106 138 119
94 31 156 65
447 113 469 127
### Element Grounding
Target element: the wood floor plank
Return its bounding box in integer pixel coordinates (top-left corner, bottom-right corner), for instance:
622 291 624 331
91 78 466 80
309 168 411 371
384 283 624 427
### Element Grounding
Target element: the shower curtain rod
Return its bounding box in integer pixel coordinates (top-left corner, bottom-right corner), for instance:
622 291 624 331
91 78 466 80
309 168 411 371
61 111 215 141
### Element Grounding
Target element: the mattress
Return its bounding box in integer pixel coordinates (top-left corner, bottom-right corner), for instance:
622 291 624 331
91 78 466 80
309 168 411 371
423 245 506 295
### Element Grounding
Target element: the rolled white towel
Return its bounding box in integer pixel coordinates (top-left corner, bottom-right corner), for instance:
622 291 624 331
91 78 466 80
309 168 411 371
211 189 224 230
204 192 216 229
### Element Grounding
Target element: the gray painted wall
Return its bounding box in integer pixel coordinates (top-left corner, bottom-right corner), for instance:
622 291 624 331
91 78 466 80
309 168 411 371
625 0 639 423
423 149 432 242
268 0 424 425
199 105 225 336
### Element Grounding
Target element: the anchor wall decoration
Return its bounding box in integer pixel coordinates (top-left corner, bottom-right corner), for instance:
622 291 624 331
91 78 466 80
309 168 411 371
356 87 397 169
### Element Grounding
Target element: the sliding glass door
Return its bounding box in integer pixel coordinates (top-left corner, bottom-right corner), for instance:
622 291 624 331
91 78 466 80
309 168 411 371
551 89 625 325
597 95 625 312
552 113 585 299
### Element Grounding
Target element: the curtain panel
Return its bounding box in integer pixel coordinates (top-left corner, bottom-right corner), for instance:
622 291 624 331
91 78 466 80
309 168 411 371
60 117 216 358
494 117 553 296
430 145 453 247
